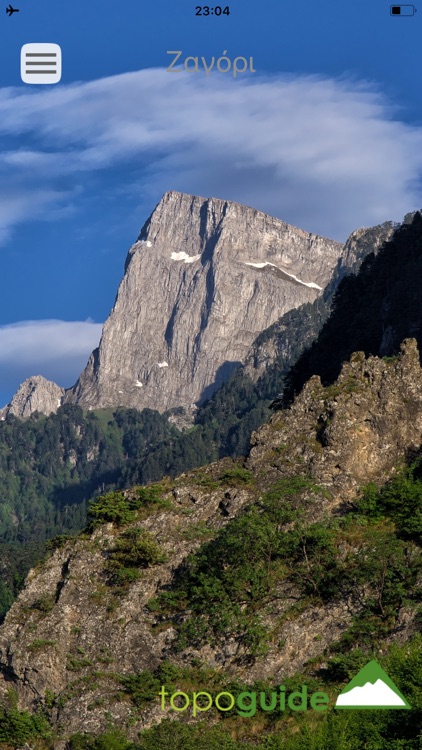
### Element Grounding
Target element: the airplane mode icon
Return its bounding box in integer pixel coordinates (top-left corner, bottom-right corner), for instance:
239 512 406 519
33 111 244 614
6 4 19 15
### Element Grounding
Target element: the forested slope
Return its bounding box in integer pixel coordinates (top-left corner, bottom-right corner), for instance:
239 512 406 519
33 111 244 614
0 406 178 619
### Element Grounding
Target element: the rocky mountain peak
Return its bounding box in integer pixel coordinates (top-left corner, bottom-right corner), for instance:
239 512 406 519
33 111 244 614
65 191 342 414
0 376 64 420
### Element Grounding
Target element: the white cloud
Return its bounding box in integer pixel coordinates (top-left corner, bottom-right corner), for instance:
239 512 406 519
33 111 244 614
0 320 102 402
0 69 422 241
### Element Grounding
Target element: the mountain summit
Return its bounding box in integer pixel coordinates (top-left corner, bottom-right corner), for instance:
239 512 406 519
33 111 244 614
64 191 342 414
0 375 64 420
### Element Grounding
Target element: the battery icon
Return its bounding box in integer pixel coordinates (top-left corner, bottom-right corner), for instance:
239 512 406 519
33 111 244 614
390 5 416 14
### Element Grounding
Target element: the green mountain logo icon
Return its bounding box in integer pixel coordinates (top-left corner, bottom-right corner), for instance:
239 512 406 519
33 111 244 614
335 660 411 710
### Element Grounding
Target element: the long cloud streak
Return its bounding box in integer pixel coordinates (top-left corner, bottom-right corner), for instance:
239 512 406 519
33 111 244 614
0 69 421 240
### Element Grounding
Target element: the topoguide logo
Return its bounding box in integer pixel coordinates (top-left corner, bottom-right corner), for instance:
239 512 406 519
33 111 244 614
159 661 411 717
160 684 329 718
334 661 411 710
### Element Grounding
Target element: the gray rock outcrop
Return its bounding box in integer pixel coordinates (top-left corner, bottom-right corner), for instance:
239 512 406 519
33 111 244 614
66 191 342 413
247 338 422 497
0 376 64 420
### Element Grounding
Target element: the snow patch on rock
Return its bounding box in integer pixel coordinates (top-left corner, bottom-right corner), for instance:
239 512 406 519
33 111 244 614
171 251 201 264
244 261 322 290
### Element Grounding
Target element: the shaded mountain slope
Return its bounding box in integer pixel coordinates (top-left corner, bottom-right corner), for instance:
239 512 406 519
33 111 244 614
282 211 422 404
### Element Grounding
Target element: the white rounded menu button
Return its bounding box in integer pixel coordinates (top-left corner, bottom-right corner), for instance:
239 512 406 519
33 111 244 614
21 43 62 85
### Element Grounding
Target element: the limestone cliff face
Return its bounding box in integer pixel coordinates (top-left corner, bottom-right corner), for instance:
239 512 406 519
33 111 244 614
0 341 420 742
0 376 64 420
65 191 342 413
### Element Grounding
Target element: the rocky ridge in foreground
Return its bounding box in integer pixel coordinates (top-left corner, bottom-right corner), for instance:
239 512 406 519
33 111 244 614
0 340 420 745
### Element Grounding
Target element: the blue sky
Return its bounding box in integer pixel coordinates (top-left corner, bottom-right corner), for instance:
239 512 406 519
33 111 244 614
0 0 421 406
